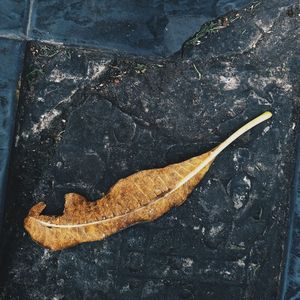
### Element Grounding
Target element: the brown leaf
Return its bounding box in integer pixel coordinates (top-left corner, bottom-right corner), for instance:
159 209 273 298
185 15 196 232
24 112 272 251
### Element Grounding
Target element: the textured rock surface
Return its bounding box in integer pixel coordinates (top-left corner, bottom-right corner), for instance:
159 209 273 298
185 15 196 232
0 1 300 300
0 0 258 242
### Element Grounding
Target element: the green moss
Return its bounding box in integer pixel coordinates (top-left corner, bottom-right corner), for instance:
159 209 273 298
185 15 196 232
134 63 147 74
184 13 241 47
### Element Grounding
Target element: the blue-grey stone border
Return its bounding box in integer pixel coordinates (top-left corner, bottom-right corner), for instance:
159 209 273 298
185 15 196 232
281 133 300 300
0 39 25 229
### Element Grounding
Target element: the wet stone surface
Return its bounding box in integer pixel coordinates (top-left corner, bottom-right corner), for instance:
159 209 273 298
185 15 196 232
29 0 253 57
0 0 300 299
0 39 24 151
0 38 24 227
0 0 254 56
0 0 28 37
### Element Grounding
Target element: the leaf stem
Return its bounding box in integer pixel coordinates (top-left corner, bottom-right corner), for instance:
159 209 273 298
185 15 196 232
211 111 272 158
174 111 272 189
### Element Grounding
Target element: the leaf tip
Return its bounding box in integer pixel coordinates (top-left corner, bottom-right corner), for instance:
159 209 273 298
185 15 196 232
263 111 272 120
28 202 47 217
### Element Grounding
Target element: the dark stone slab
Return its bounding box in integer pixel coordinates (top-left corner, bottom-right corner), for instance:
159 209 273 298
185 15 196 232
0 1 299 300
29 0 253 57
0 38 25 228
282 135 300 300
0 0 29 37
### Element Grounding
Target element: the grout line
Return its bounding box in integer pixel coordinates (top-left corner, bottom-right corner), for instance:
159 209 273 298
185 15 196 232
26 0 34 38
0 34 26 42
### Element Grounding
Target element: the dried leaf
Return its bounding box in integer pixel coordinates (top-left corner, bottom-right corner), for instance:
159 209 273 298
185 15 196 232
24 112 272 250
